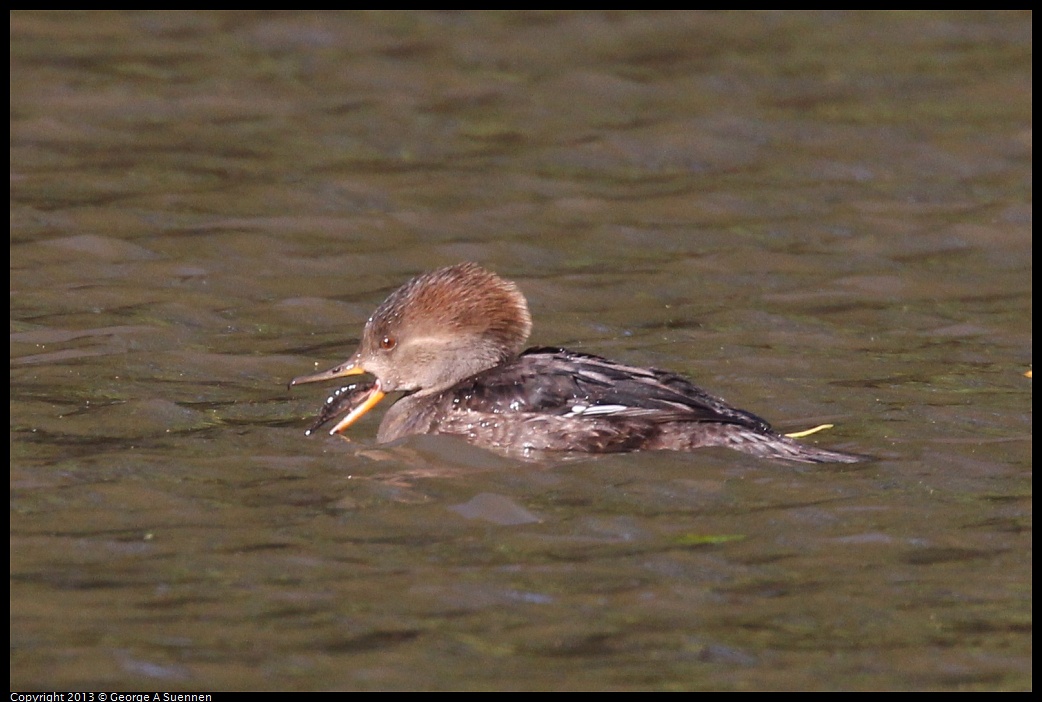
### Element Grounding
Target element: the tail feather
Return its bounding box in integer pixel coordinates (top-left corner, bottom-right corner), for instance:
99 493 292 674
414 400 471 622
719 428 864 463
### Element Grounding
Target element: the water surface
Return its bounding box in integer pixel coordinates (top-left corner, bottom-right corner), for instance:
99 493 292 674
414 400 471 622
11 10 1031 691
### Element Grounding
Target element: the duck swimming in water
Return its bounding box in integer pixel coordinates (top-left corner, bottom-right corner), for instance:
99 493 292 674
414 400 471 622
290 263 861 463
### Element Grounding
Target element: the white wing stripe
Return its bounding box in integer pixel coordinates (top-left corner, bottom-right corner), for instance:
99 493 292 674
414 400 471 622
564 403 631 417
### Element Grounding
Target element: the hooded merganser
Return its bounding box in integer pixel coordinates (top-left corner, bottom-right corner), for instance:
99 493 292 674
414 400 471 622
290 263 862 463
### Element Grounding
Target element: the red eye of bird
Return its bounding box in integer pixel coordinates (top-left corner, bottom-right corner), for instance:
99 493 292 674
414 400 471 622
380 335 396 351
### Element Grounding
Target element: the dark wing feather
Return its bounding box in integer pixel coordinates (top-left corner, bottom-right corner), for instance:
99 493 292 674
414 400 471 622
453 348 772 431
